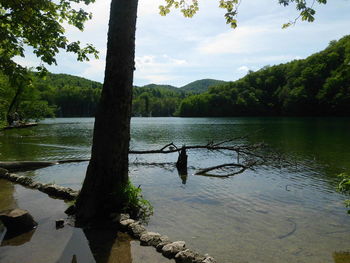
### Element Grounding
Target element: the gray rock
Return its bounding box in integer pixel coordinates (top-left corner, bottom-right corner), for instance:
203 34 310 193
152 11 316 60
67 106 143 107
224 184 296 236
156 241 170 252
162 241 186 258
15 176 32 185
29 182 43 189
120 218 135 228
0 209 37 237
9 173 18 180
202 256 217 263
55 219 65 229
128 222 147 238
0 167 9 176
39 184 76 200
153 235 170 247
120 213 130 221
140 231 161 246
156 236 171 251
175 249 205 263
111 213 130 223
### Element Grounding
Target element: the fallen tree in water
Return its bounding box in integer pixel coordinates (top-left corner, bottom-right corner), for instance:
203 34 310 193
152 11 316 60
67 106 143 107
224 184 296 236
0 139 273 177
130 140 269 177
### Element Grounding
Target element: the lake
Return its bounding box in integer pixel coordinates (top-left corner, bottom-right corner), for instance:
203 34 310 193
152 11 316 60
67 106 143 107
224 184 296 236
0 117 350 263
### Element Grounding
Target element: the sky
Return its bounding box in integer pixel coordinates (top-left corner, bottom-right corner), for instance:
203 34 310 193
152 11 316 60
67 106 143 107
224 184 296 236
16 0 350 87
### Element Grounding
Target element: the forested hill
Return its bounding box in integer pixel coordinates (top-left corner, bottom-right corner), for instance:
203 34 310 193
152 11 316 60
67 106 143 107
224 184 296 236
34 73 103 90
179 35 350 117
0 69 224 120
180 79 227 93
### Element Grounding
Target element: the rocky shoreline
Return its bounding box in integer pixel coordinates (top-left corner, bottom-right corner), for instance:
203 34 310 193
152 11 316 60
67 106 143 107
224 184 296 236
0 168 217 263
0 168 78 200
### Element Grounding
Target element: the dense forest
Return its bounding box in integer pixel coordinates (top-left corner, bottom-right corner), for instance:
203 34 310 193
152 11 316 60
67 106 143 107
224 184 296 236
179 35 350 117
1 35 349 125
0 72 223 125
132 79 224 116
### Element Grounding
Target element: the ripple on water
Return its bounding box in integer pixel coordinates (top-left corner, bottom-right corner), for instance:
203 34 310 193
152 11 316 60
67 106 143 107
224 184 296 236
1 117 350 263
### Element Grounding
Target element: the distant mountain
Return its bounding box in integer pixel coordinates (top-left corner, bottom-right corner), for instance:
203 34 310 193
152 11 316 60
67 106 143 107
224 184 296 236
134 79 226 94
180 79 227 93
137 84 179 93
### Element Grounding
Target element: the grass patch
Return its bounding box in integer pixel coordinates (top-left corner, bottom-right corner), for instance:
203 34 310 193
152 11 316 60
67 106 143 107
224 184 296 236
120 181 153 222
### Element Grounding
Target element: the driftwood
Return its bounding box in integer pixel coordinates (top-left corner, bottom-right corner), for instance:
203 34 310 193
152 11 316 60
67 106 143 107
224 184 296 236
130 141 264 155
0 140 267 177
130 141 265 177
195 162 257 177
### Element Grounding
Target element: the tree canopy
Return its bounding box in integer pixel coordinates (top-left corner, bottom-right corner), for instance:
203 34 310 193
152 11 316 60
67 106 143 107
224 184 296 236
0 0 98 80
160 0 327 28
0 0 98 125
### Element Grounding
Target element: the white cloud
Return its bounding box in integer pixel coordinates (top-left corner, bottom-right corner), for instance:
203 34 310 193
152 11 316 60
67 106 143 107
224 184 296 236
237 66 249 72
197 26 274 55
138 0 164 16
135 54 188 84
241 55 303 64
80 59 106 81
13 56 39 69
140 74 177 83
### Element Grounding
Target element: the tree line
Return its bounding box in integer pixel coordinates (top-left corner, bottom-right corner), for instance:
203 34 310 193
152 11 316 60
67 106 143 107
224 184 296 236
0 71 223 125
179 35 350 117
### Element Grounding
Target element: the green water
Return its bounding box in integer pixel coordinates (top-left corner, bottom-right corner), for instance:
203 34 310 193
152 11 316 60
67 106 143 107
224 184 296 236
0 117 350 263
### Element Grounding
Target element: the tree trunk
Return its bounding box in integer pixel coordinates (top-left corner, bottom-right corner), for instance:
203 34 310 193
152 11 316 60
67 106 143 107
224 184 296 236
6 86 22 125
74 0 139 224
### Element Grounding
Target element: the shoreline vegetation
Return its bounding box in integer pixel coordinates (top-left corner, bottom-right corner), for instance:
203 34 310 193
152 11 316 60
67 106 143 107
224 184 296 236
1 35 349 125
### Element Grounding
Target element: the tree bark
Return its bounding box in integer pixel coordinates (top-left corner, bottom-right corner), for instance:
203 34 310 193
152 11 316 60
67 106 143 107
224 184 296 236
74 0 139 224
6 86 22 125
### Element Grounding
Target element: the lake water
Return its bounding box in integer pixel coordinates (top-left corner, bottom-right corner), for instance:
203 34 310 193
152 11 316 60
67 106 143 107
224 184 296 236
1 117 350 263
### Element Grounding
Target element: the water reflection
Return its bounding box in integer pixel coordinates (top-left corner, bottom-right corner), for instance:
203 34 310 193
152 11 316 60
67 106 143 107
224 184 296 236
1 117 350 263
83 224 124 263
0 179 17 211
0 181 174 263
1 229 36 247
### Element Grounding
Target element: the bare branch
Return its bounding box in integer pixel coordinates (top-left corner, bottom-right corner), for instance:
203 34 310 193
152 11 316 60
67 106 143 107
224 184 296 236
196 163 246 175
195 161 259 177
